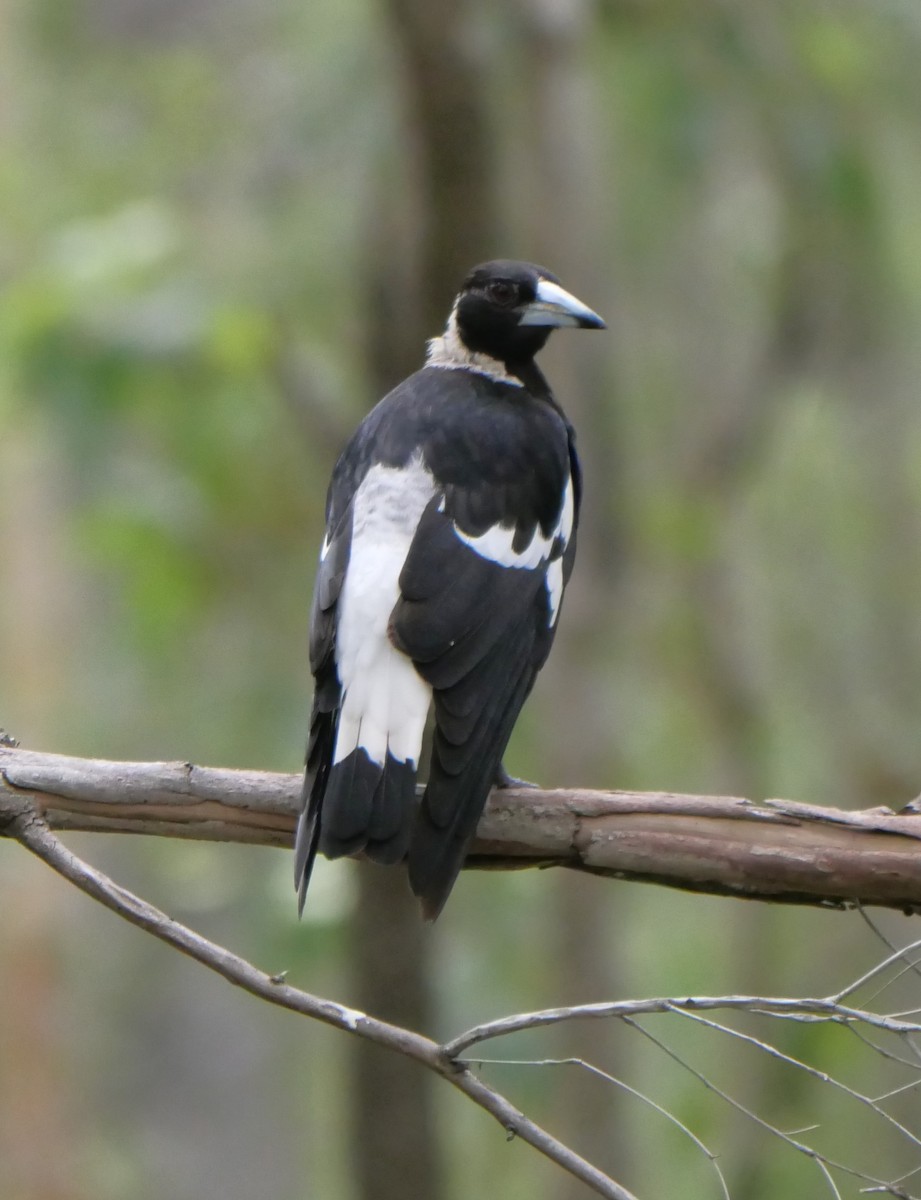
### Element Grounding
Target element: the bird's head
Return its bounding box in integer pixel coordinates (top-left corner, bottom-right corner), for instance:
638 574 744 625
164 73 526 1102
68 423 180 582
451 260 605 367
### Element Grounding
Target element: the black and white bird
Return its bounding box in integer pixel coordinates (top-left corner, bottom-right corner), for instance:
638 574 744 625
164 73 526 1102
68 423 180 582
295 260 605 919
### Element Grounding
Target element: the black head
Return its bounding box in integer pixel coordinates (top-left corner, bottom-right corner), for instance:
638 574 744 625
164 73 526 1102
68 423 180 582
452 259 605 367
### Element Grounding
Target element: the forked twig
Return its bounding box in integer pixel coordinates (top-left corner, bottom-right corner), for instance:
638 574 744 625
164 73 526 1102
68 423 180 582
1 799 639 1200
5 787 921 1199
623 1017 917 1200
466 1055 731 1200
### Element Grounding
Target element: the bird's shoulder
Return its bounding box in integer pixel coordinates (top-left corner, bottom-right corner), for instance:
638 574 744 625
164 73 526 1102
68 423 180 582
327 366 576 535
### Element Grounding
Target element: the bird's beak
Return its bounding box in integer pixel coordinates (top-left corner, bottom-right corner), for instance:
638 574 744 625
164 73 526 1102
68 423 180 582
518 278 606 329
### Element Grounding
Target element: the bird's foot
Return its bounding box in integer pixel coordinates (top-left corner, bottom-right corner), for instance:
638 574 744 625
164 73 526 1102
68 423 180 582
494 762 540 790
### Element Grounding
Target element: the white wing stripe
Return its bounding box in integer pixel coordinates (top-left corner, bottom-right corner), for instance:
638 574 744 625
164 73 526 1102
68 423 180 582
443 473 574 571
546 559 564 625
450 520 554 569
558 474 574 546
333 457 435 768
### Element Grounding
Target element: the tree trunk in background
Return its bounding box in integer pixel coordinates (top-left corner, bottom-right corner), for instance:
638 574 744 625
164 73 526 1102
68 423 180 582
350 871 442 1200
0 420 81 1200
0 875 77 1200
348 4 500 1199
513 3 635 1194
383 0 501 316
675 162 834 1198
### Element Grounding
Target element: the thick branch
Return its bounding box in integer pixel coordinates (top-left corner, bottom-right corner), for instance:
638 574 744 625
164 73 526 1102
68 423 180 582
2 747 921 912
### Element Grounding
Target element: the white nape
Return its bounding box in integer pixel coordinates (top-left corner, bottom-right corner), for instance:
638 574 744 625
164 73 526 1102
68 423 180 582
426 306 523 387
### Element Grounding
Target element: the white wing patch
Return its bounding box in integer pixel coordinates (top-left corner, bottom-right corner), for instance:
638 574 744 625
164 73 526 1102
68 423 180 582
547 474 574 625
558 472 575 546
446 507 555 569
441 474 575 627
546 559 565 625
333 456 436 768
443 474 574 569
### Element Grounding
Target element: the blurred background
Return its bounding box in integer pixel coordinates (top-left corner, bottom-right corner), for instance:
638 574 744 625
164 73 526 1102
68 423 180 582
3 0 921 1197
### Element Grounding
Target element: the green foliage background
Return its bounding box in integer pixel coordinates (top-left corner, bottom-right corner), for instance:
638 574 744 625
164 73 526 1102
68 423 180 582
3 2 921 1198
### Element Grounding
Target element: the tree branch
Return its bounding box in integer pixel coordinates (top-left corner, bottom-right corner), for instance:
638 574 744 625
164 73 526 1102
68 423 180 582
1 795 639 1200
2 746 921 912
4 749 921 1198
444 985 921 1060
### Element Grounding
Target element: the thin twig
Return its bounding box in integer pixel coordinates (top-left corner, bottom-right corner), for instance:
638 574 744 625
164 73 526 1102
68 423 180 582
857 906 921 991
845 1023 921 1072
6 770 921 1198
872 1078 921 1104
467 1056 731 1200
668 1005 921 1156
444 995 921 1060
2 800 639 1200
833 936 921 1004
623 1018 917 1199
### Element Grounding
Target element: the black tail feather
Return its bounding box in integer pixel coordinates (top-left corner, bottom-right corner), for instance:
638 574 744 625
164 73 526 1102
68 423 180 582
294 779 322 917
295 704 337 916
314 746 419 863
366 755 417 865
319 747 378 858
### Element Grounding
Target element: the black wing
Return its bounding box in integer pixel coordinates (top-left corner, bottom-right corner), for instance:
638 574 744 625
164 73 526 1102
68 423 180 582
294 500 352 914
393 434 579 919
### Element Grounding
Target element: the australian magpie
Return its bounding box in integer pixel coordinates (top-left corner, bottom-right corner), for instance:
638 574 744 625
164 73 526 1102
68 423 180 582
295 260 605 919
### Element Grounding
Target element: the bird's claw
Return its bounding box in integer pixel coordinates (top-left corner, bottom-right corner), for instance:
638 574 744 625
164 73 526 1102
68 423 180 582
494 763 540 790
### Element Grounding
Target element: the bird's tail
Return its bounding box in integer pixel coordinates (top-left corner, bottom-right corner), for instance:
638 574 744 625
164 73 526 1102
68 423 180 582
319 745 417 865
296 719 420 916
295 703 336 916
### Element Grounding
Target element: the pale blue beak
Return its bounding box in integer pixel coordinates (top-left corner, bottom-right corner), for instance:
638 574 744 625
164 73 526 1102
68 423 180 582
518 278 606 329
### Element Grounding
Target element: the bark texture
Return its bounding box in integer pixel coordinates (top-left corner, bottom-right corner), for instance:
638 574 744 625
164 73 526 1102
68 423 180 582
3 748 921 913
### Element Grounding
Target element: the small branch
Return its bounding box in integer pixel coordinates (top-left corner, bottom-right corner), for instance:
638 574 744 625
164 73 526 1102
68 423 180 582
2 796 639 1200
669 1005 921 1160
446 965 921 1198
5 774 921 1199
466 1055 732 1200
444 994 921 1060
622 1018 872 1199
3 747 921 911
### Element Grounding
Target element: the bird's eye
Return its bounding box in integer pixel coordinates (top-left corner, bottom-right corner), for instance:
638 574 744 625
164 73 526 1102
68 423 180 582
487 280 518 307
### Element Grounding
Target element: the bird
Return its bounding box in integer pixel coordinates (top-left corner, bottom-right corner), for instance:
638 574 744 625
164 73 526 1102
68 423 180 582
295 259 605 920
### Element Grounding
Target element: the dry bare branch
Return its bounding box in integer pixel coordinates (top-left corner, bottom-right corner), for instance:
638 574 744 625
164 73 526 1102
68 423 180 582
623 1018 919 1199
2 746 921 912
5 756 921 1197
443 994 921 1059
445 969 921 1197
467 1055 732 1200
0 794 639 1200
